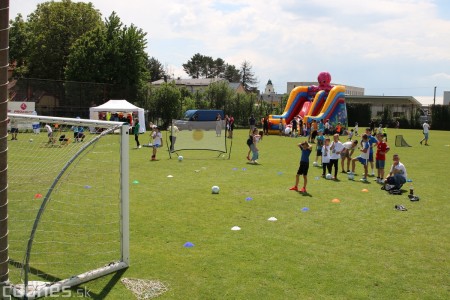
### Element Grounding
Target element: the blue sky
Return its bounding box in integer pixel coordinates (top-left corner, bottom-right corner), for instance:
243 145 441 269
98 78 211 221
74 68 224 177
11 0 450 104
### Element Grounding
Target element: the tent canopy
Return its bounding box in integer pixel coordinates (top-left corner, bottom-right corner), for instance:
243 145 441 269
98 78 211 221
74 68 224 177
89 99 146 133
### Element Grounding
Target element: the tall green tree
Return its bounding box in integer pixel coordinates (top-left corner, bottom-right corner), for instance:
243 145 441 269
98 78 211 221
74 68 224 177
26 0 103 80
65 12 149 101
182 53 204 78
240 60 258 92
9 14 29 77
151 82 181 126
183 53 239 80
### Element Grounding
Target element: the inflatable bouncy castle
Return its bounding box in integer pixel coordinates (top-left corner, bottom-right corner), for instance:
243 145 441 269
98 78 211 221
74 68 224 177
268 72 347 134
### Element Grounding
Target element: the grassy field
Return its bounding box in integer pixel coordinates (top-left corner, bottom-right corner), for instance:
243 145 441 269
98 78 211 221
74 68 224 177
8 127 450 299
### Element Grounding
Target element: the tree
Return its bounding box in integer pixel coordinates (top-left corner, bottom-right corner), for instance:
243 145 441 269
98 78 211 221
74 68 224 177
151 82 181 126
9 14 29 77
223 64 241 82
183 53 239 79
204 80 233 110
240 60 258 92
182 53 204 78
26 0 103 80
65 12 149 100
148 57 166 82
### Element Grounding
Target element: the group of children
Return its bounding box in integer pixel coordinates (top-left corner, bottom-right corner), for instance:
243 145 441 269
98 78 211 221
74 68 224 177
290 127 392 193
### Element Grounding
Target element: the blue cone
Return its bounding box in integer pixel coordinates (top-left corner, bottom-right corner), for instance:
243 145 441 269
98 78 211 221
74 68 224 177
245 197 253 201
84 185 91 189
183 242 194 248
301 207 309 212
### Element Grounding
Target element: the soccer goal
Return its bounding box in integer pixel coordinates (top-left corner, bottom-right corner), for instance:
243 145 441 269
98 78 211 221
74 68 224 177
168 119 231 158
395 135 412 147
6 113 129 299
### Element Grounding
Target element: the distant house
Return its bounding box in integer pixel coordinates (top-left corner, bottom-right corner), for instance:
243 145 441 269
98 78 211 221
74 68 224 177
151 78 246 94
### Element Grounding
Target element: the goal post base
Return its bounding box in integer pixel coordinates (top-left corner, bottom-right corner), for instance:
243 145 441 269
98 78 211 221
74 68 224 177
10 261 128 299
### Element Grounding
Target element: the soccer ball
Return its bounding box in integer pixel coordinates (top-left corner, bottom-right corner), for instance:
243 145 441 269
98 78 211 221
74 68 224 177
211 186 220 194
29 138 33 142
325 173 332 180
313 161 318 167
178 155 183 161
348 174 355 180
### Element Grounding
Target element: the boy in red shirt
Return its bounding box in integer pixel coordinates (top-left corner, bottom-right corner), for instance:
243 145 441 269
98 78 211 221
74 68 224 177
375 133 390 183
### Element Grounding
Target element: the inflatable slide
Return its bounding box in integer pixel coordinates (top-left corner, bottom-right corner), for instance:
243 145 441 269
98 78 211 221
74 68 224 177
268 72 347 134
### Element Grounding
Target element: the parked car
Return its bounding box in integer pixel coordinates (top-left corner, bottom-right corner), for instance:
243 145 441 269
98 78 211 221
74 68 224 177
174 110 224 130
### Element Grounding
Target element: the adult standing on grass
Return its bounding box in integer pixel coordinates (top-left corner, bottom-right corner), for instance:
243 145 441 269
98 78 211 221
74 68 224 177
249 114 256 134
420 121 430 145
167 124 179 152
133 119 141 149
263 115 269 136
384 154 407 190
329 134 344 180
290 141 312 193
228 115 235 139
215 113 222 137
9 117 18 140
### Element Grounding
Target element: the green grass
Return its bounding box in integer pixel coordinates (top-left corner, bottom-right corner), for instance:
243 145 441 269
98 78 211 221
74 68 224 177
8 128 450 299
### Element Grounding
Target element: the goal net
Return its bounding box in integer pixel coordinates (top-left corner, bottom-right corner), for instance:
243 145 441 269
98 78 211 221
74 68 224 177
168 120 229 156
7 113 129 299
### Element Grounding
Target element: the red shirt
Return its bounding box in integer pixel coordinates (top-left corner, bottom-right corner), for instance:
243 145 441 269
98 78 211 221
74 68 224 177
376 141 388 160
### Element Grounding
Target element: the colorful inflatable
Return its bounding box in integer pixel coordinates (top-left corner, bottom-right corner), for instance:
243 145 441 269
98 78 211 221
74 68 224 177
268 72 347 134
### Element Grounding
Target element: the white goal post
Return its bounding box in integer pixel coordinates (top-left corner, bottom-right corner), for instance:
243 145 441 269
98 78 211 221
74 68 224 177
7 113 129 299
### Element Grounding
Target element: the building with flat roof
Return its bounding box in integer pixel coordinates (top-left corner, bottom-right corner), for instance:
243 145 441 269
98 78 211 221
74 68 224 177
287 82 364 96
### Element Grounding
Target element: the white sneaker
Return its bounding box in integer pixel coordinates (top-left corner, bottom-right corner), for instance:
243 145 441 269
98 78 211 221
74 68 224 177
138 145 142 149
360 177 368 182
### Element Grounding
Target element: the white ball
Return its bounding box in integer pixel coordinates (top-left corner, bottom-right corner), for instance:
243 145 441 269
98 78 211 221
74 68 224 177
348 174 355 180
178 155 183 161
313 161 318 167
29 138 33 142
325 173 332 180
211 185 220 194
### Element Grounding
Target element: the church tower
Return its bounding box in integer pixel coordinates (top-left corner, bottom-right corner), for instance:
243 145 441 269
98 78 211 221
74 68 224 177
265 79 275 95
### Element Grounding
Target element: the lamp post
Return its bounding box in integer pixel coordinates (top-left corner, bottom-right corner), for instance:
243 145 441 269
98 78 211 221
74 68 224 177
433 86 437 106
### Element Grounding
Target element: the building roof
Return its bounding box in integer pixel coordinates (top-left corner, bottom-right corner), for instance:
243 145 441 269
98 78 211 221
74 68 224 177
346 95 422 106
151 78 226 86
228 82 242 90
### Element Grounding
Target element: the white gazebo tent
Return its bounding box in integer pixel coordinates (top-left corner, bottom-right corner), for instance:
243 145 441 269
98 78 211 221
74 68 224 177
89 100 146 133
